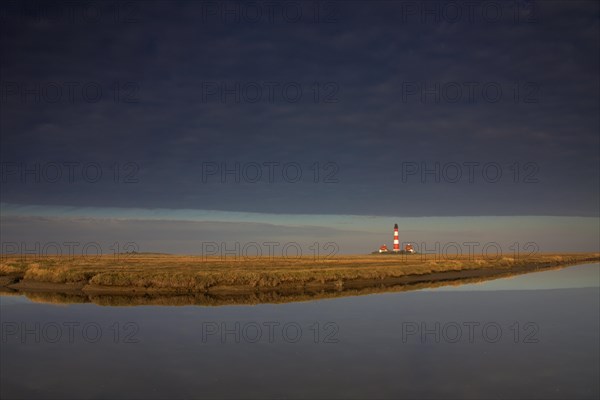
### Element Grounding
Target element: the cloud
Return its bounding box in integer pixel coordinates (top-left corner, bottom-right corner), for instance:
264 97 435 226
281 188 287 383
1 1 598 216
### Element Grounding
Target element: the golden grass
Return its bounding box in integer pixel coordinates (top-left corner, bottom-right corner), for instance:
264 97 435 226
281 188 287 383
0 253 598 293
2 261 595 307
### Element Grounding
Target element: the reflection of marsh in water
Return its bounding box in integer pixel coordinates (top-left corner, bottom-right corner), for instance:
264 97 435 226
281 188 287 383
2 263 595 307
1 263 599 399
425 262 600 292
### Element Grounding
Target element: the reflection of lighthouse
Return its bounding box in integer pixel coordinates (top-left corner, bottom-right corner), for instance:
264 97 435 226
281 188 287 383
393 224 400 252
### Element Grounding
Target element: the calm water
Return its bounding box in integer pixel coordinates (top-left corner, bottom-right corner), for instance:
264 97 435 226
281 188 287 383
1 263 599 399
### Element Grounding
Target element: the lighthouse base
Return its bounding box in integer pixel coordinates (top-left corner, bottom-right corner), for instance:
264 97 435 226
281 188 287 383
370 250 418 255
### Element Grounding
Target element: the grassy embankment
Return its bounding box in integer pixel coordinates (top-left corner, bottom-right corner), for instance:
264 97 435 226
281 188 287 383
1 253 598 299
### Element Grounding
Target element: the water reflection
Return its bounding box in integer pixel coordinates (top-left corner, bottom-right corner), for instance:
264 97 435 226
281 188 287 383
2 263 597 307
426 262 600 291
1 264 598 399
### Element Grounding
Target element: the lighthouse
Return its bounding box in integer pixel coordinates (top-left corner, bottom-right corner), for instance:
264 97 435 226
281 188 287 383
393 223 400 252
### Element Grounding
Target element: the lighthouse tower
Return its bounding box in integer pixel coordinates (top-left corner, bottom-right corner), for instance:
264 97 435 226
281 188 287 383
393 223 400 252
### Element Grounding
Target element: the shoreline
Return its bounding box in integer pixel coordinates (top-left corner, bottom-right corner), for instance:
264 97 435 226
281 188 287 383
1 253 598 306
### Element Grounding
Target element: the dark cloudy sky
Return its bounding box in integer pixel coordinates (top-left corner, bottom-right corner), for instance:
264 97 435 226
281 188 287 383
1 1 598 254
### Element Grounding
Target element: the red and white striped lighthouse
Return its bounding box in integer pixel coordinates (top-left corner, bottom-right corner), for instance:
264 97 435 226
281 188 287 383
393 223 400 252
